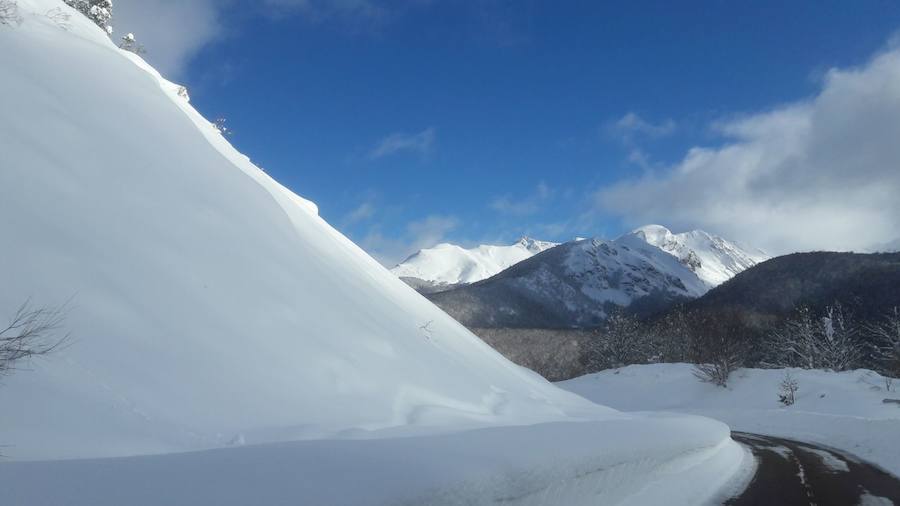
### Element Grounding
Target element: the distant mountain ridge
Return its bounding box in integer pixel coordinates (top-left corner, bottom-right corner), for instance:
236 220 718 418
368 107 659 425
421 226 767 329
427 235 708 328
625 225 769 288
687 251 900 322
391 236 558 288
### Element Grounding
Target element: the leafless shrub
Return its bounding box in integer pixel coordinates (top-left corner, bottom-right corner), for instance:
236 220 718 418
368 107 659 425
0 300 70 376
691 308 750 387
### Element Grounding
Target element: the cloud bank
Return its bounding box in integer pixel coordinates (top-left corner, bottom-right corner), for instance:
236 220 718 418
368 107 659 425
597 46 900 254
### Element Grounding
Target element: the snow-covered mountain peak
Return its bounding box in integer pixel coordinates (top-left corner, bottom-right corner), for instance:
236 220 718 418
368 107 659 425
631 224 677 246
515 236 558 253
427 234 707 328
392 237 559 286
621 225 769 288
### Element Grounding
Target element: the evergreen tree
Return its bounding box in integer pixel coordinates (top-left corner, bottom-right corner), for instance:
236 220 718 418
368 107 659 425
64 0 112 33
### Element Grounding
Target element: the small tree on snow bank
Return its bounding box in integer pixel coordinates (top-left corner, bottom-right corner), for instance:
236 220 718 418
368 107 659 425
119 32 145 55
63 0 112 33
778 371 799 406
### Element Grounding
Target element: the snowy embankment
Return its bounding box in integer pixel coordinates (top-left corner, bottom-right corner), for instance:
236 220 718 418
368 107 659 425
560 364 900 477
1 418 751 506
0 1 746 503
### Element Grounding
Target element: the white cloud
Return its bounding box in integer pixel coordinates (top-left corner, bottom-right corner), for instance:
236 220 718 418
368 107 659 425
112 0 418 78
360 214 458 266
609 112 676 141
368 127 435 159
596 45 900 254
344 201 376 225
113 0 222 78
490 182 554 216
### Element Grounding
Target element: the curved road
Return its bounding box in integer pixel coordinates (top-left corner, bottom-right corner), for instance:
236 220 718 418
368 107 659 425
727 432 900 505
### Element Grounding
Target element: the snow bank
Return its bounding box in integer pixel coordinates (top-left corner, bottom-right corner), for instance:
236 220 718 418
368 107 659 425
0 0 606 461
0 417 749 506
0 2 748 503
560 364 900 476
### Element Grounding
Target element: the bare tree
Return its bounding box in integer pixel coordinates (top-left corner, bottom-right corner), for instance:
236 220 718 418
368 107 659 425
603 311 649 367
817 303 862 372
765 303 863 372
692 308 750 387
651 304 694 363
765 306 818 369
1 300 69 376
867 307 900 384
0 0 22 27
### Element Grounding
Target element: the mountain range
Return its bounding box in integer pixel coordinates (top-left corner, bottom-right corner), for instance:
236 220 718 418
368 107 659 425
396 226 768 328
391 236 558 291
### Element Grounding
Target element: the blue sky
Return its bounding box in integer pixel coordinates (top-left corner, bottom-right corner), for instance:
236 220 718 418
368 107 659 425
116 1 900 264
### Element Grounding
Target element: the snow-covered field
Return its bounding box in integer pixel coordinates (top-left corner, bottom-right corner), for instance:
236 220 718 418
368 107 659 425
560 364 900 476
0 2 749 504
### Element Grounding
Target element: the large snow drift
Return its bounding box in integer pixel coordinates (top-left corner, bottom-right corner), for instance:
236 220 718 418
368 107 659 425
0 2 747 504
0 0 605 460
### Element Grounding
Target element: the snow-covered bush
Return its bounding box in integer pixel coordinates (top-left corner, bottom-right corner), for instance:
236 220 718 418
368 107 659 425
213 118 233 137
868 307 900 384
778 371 798 406
63 0 111 33
765 303 863 372
0 0 22 26
118 32 145 55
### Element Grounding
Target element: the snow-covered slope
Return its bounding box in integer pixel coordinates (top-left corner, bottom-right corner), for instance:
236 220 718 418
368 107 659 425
560 364 900 477
0 3 749 503
392 236 558 286
625 225 769 288
0 0 605 460
429 236 707 328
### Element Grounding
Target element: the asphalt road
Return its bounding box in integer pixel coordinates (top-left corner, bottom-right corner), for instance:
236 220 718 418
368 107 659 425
727 432 900 506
